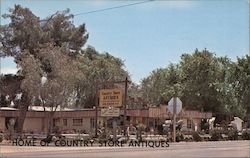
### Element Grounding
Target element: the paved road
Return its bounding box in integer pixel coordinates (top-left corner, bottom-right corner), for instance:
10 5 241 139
1 141 249 158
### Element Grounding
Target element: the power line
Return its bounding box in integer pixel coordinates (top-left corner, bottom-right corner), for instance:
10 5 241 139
74 0 155 16
39 0 155 22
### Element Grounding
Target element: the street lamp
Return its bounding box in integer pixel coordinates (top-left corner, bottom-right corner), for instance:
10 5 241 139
40 74 47 133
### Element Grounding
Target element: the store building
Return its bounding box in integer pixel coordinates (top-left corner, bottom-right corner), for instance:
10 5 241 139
0 105 212 134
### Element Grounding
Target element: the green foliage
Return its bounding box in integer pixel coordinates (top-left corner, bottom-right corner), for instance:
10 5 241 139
242 130 250 140
0 5 129 133
141 64 182 105
200 119 209 133
0 75 23 107
227 129 238 140
74 46 129 108
0 95 9 107
180 49 232 114
0 5 128 108
1 5 249 133
140 48 249 120
0 5 88 57
0 133 3 142
232 55 250 126
210 130 222 141
176 133 184 142
192 131 202 142
136 123 146 141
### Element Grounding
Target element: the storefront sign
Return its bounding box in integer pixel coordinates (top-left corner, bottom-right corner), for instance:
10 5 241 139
99 89 123 107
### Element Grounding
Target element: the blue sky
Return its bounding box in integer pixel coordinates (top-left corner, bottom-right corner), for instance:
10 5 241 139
0 0 249 83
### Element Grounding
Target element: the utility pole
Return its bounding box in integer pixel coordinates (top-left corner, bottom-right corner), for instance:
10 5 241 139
173 97 177 142
95 81 99 138
123 77 129 136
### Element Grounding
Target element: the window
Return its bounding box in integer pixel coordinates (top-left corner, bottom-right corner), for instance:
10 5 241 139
53 118 60 126
63 119 67 126
187 119 192 129
73 119 82 126
90 118 95 129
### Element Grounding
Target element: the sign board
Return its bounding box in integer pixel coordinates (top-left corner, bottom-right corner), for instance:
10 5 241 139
101 108 120 117
99 89 123 107
168 97 182 143
168 97 182 114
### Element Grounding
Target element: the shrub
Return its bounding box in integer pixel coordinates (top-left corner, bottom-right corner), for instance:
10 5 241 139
192 132 202 142
0 134 3 142
227 129 238 140
242 130 250 140
176 133 184 142
200 119 209 133
210 130 222 141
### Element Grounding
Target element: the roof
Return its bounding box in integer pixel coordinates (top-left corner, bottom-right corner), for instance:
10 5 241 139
0 105 95 112
28 106 75 112
0 107 18 111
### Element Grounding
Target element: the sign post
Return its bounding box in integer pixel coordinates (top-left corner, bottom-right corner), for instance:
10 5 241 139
168 97 182 142
99 88 123 141
123 77 129 136
95 78 130 139
173 97 176 142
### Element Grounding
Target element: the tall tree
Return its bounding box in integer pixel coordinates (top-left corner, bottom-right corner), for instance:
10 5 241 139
140 63 182 106
215 57 242 117
0 5 88 58
140 49 241 118
232 55 250 126
74 46 129 108
180 49 224 112
0 5 88 133
19 45 79 134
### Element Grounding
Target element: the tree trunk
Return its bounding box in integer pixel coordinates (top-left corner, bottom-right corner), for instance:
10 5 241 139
16 92 29 135
246 106 250 128
47 111 55 135
42 106 46 133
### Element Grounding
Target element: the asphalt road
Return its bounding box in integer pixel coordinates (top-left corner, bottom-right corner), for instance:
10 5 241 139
1 141 249 158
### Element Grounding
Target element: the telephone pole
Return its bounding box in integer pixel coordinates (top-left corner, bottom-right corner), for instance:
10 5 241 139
95 81 99 138
123 77 129 136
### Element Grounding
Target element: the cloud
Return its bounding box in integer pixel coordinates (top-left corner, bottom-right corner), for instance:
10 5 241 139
1 67 18 74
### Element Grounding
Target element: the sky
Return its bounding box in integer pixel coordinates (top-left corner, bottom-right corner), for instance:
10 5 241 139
0 0 249 83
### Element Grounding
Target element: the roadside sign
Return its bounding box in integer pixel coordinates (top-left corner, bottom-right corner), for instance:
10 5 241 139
101 108 120 117
99 89 123 108
168 97 182 114
168 97 182 143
